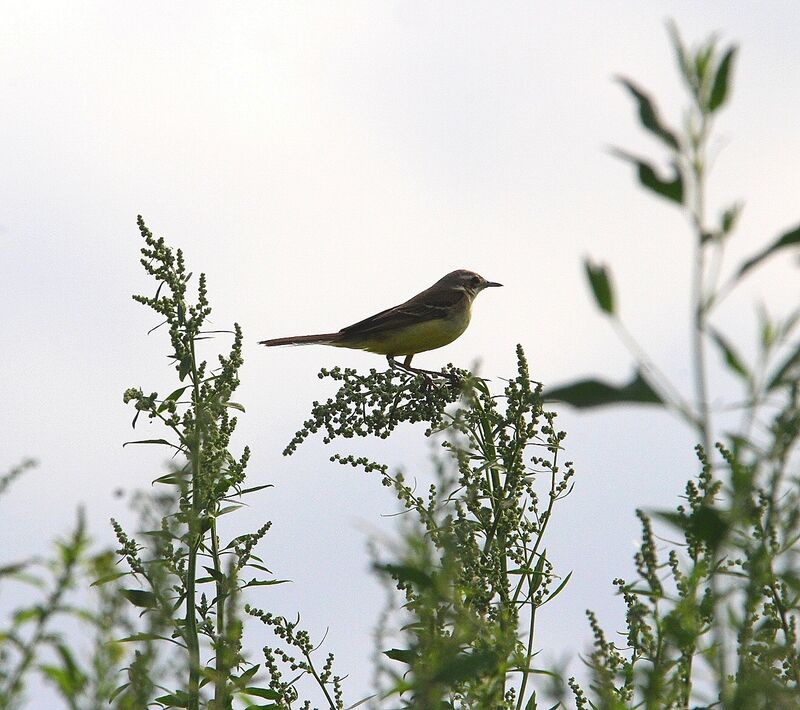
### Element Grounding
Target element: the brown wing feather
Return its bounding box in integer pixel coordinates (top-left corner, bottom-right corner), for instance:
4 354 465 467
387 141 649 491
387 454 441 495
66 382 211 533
339 286 466 337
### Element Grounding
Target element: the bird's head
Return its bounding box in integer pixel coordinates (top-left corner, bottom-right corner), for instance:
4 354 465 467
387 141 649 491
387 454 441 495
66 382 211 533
434 269 503 298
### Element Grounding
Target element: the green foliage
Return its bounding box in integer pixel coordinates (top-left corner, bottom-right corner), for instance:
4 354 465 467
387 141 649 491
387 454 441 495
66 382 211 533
4 19 799 710
287 348 575 708
0 465 141 710
556 22 800 710
545 369 662 408
113 217 346 709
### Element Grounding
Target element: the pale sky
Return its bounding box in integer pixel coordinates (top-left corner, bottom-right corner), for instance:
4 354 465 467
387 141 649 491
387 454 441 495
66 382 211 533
2 2 799 706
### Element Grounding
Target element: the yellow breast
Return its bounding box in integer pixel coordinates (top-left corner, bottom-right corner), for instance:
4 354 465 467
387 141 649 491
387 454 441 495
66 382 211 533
352 307 472 356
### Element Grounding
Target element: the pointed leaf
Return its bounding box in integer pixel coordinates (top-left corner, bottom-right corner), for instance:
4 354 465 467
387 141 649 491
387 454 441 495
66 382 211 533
655 505 728 549
544 571 573 604
384 648 416 664
617 77 679 149
240 578 290 589
709 46 737 112
243 688 282 700
767 341 800 391
720 202 743 237
376 563 433 589
122 438 179 449
157 386 189 413
612 149 684 204
90 571 128 587
530 550 548 594
737 224 800 278
709 328 749 379
584 260 615 315
432 650 499 683
545 369 663 408
117 633 183 645
237 484 274 496
155 691 190 707
666 20 693 90
109 682 130 703
121 589 157 608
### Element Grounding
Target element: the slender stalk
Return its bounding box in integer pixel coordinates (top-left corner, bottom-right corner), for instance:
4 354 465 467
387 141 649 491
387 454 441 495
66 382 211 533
186 337 202 710
211 520 230 709
687 104 730 703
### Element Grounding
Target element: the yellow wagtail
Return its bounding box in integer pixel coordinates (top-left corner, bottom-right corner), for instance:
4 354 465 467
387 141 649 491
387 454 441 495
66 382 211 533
259 269 502 374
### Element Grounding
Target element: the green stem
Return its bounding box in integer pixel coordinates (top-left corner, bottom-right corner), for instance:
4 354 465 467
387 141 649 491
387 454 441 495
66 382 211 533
211 520 230 709
186 337 202 710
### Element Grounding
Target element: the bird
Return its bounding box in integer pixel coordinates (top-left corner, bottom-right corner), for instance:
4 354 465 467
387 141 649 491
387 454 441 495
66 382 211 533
259 269 502 374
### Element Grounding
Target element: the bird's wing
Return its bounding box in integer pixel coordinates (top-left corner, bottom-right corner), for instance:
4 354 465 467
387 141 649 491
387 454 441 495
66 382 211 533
339 287 466 336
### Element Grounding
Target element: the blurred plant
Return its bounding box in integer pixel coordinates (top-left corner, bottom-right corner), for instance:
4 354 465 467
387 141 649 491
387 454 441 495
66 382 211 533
552 23 800 709
0 461 146 710
288 347 574 708
548 22 800 458
112 218 347 709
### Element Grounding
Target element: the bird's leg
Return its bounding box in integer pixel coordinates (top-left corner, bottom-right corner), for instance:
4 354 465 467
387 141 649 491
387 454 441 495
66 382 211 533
385 355 438 386
386 354 446 378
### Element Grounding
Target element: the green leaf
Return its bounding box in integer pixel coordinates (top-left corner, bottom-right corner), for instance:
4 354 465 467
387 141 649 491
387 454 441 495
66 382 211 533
152 471 188 486
529 550 547 594
155 690 190 708
202 566 227 583
737 223 800 278
720 202 743 236
109 683 130 703
612 149 684 204
384 647 416 664
122 438 178 449
545 369 663 408
225 401 246 412
240 578 290 589
243 687 282 700
90 571 128 587
157 385 189 413
584 260 615 315
767 342 800 391
237 483 274 496
0 562 28 577
544 571 573 604
230 664 260 688
666 20 694 92
709 328 749 379
178 356 192 382
13 608 41 624
656 505 728 549
617 77 679 149
376 563 434 589
117 633 183 645
121 588 157 608
709 46 737 112
432 650 499 683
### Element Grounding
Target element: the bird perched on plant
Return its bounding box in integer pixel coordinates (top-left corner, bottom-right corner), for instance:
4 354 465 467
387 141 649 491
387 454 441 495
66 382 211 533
259 269 502 374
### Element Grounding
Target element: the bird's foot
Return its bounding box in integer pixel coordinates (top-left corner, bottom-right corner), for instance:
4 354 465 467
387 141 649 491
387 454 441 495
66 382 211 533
386 356 467 394
386 355 445 379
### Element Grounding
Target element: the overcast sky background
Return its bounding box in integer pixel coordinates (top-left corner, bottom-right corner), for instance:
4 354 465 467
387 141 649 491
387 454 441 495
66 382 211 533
2 1 799 706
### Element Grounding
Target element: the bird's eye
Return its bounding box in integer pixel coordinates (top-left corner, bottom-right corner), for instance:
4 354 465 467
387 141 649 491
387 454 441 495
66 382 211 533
471 276 480 287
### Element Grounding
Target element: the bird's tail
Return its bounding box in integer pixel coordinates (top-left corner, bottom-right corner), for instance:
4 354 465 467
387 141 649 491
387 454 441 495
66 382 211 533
259 333 342 347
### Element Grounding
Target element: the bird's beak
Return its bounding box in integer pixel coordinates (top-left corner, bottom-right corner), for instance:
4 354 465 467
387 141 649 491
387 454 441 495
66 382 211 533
484 281 503 288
